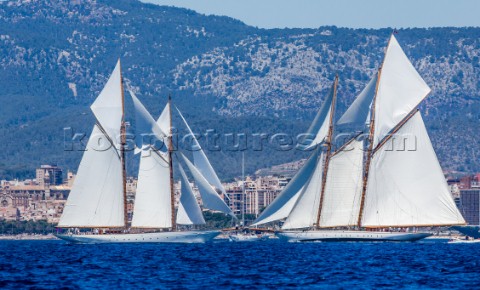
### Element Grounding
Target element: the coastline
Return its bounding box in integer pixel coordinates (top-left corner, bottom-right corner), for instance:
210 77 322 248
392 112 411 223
0 234 58 240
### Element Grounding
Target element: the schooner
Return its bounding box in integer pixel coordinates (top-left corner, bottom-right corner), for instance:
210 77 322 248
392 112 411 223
253 34 465 242
55 60 234 243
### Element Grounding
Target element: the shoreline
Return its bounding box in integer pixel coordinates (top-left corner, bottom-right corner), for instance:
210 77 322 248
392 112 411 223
0 234 59 240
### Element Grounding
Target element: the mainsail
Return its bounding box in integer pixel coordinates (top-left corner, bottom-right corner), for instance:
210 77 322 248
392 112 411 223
130 92 172 228
131 149 172 228
58 125 125 228
59 61 125 228
176 107 227 197
177 163 206 225
318 139 364 227
362 112 465 227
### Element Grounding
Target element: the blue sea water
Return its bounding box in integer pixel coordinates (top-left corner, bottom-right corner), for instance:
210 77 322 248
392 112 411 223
0 240 479 289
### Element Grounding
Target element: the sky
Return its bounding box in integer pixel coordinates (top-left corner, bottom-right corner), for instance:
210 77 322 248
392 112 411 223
142 0 480 29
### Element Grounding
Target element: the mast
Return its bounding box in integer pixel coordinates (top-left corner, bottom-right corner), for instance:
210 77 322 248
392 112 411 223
315 75 338 229
356 70 380 227
168 95 176 231
119 60 128 229
357 35 393 227
242 151 245 226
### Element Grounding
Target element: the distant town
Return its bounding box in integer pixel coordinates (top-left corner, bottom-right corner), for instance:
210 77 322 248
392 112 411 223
1 163 479 226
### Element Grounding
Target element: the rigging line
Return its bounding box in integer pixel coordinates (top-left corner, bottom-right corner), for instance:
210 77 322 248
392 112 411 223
373 109 419 155
331 131 363 158
95 122 122 160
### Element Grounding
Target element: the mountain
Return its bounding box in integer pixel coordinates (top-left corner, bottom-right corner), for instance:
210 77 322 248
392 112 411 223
0 0 478 180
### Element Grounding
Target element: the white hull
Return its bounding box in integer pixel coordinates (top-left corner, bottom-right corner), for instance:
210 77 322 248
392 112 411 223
229 234 268 242
448 238 480 244
55 230 220 244
276 230 431 242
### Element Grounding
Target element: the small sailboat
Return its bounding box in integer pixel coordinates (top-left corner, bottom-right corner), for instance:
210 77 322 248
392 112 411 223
253 34 465 242
55 60 233 243
448 237 480 244
229 152 265 242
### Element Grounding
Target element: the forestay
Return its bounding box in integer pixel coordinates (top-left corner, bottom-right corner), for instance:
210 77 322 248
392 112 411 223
362 112 465 227
252 149 320 226
176 163 206 225
373 35 431 148
179 153 235 217
319 139 364 227
282 151 325 230
58 125 124 228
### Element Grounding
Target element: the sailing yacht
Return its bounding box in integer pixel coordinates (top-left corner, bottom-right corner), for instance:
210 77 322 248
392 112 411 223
55 60 233 243
253 35 465 242
229 152 264 242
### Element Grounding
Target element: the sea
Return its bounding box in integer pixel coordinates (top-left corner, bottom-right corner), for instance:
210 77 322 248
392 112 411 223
0 239 479 289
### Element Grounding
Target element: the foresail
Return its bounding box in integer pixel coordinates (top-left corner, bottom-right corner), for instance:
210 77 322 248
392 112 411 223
90 60 123 146
362 112 465 227
176 107 227 196
373 35 431 148
302 84 335 149
130 91 167 153
252 149 320 226
337 74 377 130
282 151 325 230
58 125 124 228
319 139 364 227
131 149 172 228
179 153 235 217
176 163 206 225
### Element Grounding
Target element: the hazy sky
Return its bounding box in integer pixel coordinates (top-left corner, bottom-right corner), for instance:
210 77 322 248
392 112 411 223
142 0 480 29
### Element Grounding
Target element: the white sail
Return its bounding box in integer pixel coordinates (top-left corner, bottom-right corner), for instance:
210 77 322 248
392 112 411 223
176 163 206 225
130 92 172 228
179 153 235 217
319 139 364 227
176 107 227 196
252 149 320 226
337 74 377 129
156 103 171 137
58 125 124 228
362 112 465 227
373 35 431 148
282 152 325 230
130 91 168 153
131 149 172 228
90 60 123 145
302 86 334 149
